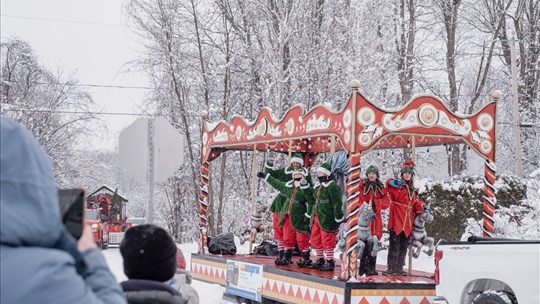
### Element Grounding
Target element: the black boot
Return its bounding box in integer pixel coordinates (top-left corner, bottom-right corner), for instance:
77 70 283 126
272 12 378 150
297 250 313 268
310 258 325 269
383 230 399 276
282 249 293 265
365 254 378 276
382 267 397 276
358 242 372 276
395 234 409 276
274 250 285 265
319 259 335 271
395 268 408 276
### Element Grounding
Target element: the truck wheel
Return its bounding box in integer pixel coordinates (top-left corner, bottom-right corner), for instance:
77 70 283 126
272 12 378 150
472 290 517 304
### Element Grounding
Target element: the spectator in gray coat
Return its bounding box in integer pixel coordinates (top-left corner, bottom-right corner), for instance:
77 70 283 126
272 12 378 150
171 248 199 304
0 117 126 304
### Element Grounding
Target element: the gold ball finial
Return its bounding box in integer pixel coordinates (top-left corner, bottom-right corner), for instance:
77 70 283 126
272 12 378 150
490 90 502 102
350 79 360 92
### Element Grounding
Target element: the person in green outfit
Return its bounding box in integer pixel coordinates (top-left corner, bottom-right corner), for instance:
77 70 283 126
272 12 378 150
305 163 344 271
264 153 311 265
257 166 311 266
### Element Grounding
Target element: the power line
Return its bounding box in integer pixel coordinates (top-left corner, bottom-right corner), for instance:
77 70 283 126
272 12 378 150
2 108 200 117
498 122 539 128
4 109 143 116
1 14 124 27
3 80 154 90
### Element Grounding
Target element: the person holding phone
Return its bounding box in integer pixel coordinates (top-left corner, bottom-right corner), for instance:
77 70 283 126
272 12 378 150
0 118 126 304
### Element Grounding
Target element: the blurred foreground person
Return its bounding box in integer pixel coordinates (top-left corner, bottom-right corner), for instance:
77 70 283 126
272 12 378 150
0 118 126 304
171 249 199 304
119 224 186 304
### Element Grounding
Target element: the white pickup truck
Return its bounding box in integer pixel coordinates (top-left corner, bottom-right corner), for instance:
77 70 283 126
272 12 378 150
433 236 540 304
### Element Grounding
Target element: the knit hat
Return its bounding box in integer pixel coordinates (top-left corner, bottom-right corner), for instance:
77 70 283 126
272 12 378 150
120 224 177 282
400 159 415 176
366 165 379 178
290 153 304 166
317 163 332 176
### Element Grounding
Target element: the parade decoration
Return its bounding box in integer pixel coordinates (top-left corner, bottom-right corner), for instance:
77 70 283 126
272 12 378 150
412 206 435 258
199 80 499 281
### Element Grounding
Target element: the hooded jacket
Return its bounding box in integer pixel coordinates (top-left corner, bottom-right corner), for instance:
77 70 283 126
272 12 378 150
0 118 126 304
121 279 186 304
172 269 199 304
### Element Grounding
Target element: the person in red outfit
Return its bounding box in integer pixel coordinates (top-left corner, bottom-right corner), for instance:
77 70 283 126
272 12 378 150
382 160 425 276
357 165 390 276
99 197 109 217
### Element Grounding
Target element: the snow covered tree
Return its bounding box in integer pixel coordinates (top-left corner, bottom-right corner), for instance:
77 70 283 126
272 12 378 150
1 38 97 185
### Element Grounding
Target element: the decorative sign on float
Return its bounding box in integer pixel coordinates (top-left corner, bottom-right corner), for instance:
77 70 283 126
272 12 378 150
225 260 263 302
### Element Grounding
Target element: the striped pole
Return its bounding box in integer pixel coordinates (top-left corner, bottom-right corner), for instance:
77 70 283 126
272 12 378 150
482 159 496 237
339 152 361 281
198 160 210 253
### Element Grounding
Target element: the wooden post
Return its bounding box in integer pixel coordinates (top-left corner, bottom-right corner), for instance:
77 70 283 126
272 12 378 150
330 135 336 155
482 159 497 237
339 80 360 281
198 111 210 254
339 152 362 281
288 140 293 164
249 144 258 254
408 136 416 276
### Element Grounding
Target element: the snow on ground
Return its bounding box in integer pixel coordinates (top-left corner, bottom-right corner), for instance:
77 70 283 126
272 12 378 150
103 244 230 304
103 236 435 304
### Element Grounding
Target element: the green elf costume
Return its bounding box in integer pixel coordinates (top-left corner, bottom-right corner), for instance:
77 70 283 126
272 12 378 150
257 166 311 266
305 162 344 271
264 153 312 265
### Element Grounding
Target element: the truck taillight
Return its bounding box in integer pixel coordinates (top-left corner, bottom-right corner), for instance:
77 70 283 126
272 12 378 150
434 250 443 285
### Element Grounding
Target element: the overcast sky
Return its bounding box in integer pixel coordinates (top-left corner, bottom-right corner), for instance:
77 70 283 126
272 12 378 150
1 0 148 151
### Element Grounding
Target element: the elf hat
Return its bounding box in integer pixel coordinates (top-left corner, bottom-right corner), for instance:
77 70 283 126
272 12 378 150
290 153 304 166
317 163 332 176
400 159 415 176
366 165 379 178
292 166 308 177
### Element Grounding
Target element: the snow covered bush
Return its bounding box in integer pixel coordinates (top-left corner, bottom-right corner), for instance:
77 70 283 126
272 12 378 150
472 172 540 240
417 174 530 241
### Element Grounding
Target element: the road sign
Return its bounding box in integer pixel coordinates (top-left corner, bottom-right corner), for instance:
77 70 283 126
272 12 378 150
119 117 184 223
119 117 184 183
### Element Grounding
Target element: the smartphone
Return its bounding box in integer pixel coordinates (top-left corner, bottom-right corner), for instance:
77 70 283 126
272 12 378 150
58 188 85 240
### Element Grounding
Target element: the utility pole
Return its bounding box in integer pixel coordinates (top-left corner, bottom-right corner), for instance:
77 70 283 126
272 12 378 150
146 118 155 224
510 36 523 177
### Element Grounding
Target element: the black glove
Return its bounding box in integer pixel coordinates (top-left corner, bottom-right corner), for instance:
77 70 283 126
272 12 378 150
257 172 266 179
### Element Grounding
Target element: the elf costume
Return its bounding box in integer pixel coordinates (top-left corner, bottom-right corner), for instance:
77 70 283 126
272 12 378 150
305 162 344 271
383 160 425 276
357 165 391 276
262 166 311 266
264 153 311 265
